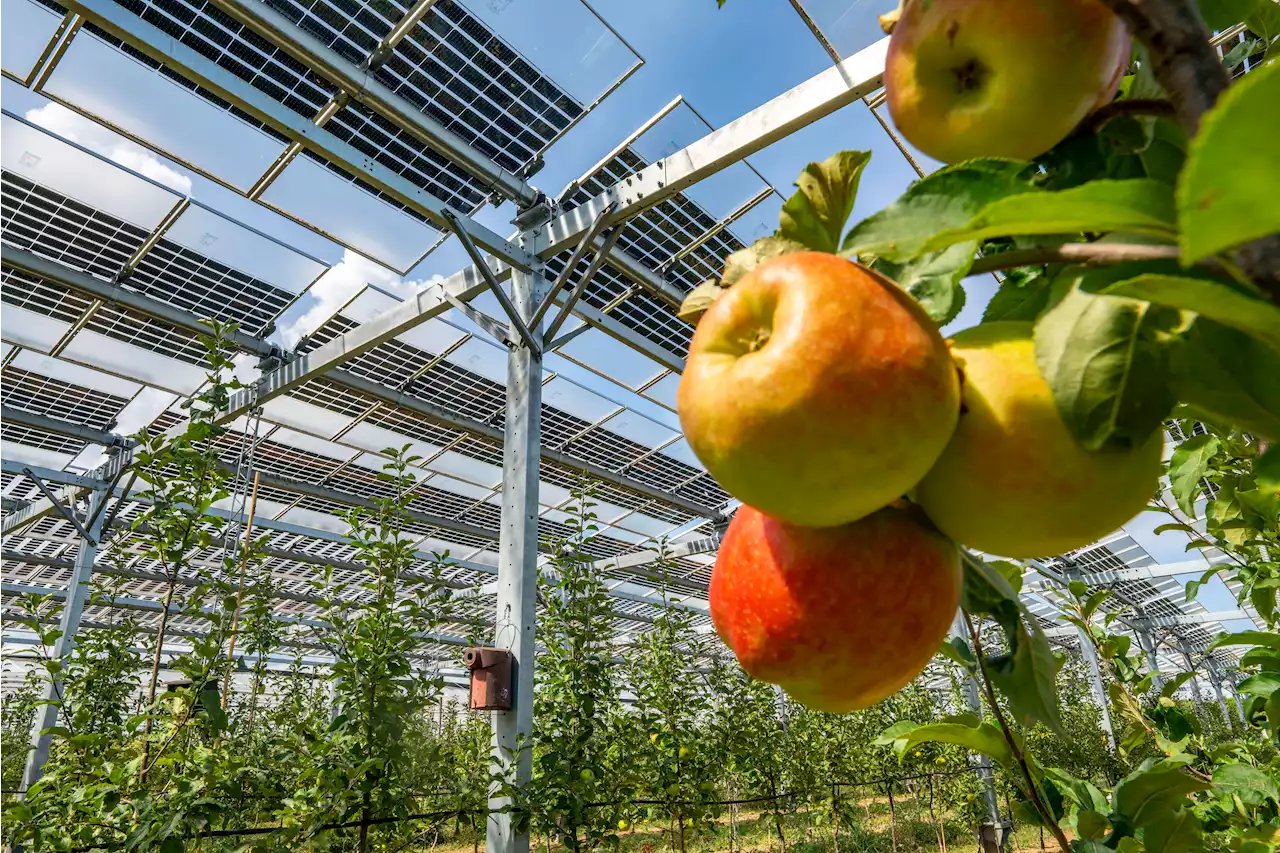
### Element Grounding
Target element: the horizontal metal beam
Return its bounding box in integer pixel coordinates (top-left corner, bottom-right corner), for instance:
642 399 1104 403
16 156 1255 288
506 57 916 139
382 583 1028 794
2 405 131 448
206 0 535 207
332 371 716 517
60 0 533 269
1024 559 1211 591
2 245 275 357
1 247 711 517
590 534 720 573
0 460 108 490
529 37 889 259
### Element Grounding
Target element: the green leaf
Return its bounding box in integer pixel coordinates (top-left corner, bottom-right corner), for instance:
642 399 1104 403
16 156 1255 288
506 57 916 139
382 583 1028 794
1246 3 1280 63
1169 434 1222 516
895 246 971 325
1083 589 1114 619
988 617 1065 736
842 159 1034 262
720 236 806 287
679 280 727 324
890 715 1015 769
983 270 1052 323
1179 59 1280 262
1034 283 1178 451
1142 806 1204 853
1089 273 1280 353
1212 763 1280 807
779 150 871 253
1240 646 1280 670
924 180 1179 254
1238 671 1280 696
1209 630 1280 650
1255 444 1280 493
1161 672 1198 699
1169 318 1280 440
1113 761 1213 828
1197 0 1263 29
1077 810 1111 840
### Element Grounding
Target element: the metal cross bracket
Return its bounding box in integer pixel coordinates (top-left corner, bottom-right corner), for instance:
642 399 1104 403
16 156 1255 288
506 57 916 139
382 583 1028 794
440 209 541 354
528 201 617 332
22 466 98 545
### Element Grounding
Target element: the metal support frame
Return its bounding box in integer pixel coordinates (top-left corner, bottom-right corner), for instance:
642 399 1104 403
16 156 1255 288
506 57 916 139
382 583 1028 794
543 227 623 347
488 268 546 853
1 247 715 520
20 485 107 793
1207 661 1232 726
530 203 617 329
442 210 540 354
20 467 98 545
60 0 532 268
527 38 888 260
953 616 1004 852
1136 628 1166 691
1076 625 1116 751
1179 643 1207 717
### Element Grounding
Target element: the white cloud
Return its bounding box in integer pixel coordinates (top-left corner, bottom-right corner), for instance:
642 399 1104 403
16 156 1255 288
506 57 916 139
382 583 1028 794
25 102 193 195
272 249 445 350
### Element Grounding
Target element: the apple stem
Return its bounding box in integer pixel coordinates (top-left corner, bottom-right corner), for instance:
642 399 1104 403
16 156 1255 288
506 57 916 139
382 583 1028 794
1093 0 1280 300
962 609 1072 853
1084 97 1176 131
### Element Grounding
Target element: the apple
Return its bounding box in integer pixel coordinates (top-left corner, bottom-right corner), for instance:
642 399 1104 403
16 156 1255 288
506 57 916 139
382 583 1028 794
884 0 1129 163
679 252 960 527
618 819 631 831
710 503 961 712
914 322 1162 558
580 768 595 783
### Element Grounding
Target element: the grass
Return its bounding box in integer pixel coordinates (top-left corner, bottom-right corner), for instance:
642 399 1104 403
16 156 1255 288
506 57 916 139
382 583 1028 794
424 796 1055 853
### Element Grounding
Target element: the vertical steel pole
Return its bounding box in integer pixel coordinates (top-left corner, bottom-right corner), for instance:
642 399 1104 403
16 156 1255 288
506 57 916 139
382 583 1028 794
1230 680 1249 726
1076 625 1116 751
488 266 545 853
953 615 1002 851
21 485 107 793
1207 661 1231 728
1180 646 1206 718
1136 627 1164 691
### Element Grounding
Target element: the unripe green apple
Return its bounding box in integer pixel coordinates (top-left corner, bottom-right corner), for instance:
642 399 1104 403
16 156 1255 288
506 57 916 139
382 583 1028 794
710 503 960 712
679 252 960 527
678 746 691 760
885 0 1129 162
914 322 1162 557
580 768 595 783
618 819 631 831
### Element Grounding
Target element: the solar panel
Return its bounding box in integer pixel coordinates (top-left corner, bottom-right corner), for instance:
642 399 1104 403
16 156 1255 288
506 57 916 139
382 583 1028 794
3 367 131 431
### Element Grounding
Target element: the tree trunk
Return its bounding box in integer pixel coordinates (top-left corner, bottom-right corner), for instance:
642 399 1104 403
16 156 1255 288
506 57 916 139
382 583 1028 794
139 574 178 780
832 783 839 853
887 787 898 853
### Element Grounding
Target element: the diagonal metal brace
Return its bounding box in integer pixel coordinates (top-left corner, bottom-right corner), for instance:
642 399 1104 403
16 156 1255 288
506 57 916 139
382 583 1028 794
543 226 623 346
22 467 97 545
439 288 517 350
440 209 540 354
529 200 617 330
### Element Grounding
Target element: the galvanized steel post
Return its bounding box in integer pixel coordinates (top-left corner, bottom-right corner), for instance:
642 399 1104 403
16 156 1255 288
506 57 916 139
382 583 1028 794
488 266 546 853
1076 624 1116 751
21 484 108 793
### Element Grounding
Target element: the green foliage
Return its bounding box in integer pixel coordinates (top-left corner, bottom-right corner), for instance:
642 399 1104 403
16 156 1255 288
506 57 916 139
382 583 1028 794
1178 59 1280 262
779 150 870 254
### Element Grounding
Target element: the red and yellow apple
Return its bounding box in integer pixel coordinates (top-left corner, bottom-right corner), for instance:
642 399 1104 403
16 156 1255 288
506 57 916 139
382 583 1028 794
710 503 961 712
914 322 1163 558
678 252 960 527
885 0 1130 163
